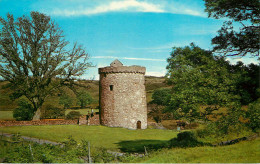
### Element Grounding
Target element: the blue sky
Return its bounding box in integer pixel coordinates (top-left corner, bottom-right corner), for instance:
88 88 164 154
0 0 258 80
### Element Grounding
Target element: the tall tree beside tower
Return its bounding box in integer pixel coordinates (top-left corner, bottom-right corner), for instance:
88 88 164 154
0 12 92 120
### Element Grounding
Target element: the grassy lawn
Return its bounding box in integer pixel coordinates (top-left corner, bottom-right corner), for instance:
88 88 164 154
0 125 177 151
0 124 258 163
0 111 14 120
137 138 260 163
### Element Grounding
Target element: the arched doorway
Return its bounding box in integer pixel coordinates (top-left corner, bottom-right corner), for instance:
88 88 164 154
137 121 141 129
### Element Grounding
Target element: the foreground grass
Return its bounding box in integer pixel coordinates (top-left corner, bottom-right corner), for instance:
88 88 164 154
137 138 260 163
0 111 14 121
0 125 177 151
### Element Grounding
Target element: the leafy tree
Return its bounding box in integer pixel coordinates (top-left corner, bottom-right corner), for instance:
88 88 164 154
151 88 171 106
13 98 34 121
204 0 260 58
59 94 73 109
246 99 260 131
0 12 92 120
76 90 93 108
41 104 65 119
166 43 240 123
227 61 260 105
214 108 246 136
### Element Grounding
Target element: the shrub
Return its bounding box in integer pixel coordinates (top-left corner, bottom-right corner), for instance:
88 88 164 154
41 104 65 119
66 111 81 120
92 148 116 163
195 123 218 138
246 100 260 131
198 109 252 139
214 108 248 136
176 131 197 141
151 88 171 106
148 104 165 123
13 98 34 121
169 131 203 147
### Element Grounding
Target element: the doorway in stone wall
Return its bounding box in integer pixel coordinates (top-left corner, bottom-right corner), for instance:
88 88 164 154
137 121 141 129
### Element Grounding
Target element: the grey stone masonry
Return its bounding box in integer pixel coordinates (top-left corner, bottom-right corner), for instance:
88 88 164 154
99 59 147 129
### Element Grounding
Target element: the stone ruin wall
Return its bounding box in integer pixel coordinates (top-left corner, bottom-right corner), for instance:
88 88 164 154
79 113 100 126
99 65 147 129
0 119 78 127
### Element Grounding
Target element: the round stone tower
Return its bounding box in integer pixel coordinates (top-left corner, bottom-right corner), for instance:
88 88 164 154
98 59 147 129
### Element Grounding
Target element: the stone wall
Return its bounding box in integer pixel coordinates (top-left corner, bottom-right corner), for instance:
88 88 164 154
78 113 100 126
0 119 78 127
88 114 100 125
99 63 147 129
78 115 88 125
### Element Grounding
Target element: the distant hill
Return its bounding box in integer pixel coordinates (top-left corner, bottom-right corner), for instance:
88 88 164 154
0 76 171 111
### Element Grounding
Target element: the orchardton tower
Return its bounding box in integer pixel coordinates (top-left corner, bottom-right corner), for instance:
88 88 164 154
98 59 147 129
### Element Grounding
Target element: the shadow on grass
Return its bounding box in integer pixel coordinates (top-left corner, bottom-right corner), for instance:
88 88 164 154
117 132 212 153
116 139 169 153
169 131 211 148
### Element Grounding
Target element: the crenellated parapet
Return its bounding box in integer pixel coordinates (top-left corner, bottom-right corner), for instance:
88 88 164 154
98 66 146 74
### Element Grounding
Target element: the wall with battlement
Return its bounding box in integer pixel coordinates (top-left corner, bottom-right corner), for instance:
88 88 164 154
99 66 146 74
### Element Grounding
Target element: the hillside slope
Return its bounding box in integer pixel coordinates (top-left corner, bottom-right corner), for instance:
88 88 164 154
0 76 170 111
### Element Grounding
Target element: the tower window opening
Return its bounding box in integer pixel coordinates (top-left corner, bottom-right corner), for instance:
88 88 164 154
109 85 113 91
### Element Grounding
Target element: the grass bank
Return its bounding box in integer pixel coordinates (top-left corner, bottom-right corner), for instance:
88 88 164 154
136 138 260 163
0 125 177 151
0 111 14 121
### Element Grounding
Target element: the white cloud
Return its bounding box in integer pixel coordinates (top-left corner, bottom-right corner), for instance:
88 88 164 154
168 7 206 17
46 0 206 17
51 0 164 16
92 56 165 62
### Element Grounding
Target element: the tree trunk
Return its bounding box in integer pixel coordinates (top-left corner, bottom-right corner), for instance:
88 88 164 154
32 107 41 120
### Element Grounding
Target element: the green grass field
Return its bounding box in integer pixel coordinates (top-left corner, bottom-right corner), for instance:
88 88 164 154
0 125 258 163
137 138 260 163
0 111 14 121
0 125 177 151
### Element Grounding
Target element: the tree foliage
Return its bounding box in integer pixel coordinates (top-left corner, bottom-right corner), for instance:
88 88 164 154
151 88 171 106
13 98 34 121
76 90 93 108
227 61 260 105
166 43 240 122
0 12 92 120
59 93 73 109
204 0 260 57
246 99 260 131
41 104 65 119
